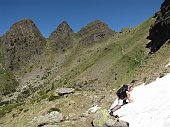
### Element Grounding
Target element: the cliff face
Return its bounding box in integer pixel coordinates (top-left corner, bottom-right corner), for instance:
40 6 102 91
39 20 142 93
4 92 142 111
48 21 74 52
0 19 46 71
147 0 170 53
78 20 116 44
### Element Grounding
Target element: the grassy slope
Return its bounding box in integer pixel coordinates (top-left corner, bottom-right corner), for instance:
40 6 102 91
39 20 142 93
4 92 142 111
53 17 156 89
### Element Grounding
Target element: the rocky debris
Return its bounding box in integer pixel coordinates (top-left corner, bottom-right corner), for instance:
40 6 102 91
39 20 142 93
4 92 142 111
0 54 67 104
0 77 53 105
147 0 170 53
77 20 115 44
79 31 112 44
67 113 79 121
113 120 129 127
105 119 116 127
30 111 63 127
80 112 89 118
1 19 46 71
1 88 129 127
0 96 11 106
120 27 134 34
92 109 129 127
105 119 129 127
54 88 75 96
48 21 74 52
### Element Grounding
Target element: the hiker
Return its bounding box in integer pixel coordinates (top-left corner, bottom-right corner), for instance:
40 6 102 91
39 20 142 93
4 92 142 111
110 84 134 116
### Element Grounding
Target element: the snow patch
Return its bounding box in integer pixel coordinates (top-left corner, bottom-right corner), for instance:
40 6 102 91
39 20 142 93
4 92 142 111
110 73 170 127
87 105 101 113
165 62 170 67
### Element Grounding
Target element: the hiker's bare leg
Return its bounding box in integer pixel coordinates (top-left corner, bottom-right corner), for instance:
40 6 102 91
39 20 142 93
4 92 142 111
111 105 121 113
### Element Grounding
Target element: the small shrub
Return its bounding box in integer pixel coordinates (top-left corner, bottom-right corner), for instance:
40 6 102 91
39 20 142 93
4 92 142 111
48 95 60 101
0 103 23 118
49 107 61 112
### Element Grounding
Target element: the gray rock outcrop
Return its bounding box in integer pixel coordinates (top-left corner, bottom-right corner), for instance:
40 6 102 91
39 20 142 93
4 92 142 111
92 109 129 127
31 111 63 126
54 87 75 96
147 0 170 53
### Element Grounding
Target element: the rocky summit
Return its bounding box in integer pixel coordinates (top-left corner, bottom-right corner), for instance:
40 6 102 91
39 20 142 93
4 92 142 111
147 0 170 53
78 20 115 44
0 19 46 71
48 21 74 52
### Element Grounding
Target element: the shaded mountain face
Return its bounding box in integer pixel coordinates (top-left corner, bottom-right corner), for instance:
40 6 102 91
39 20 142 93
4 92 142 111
48 21 74 52
147 0 170 53
0 19 46 71
78 20 116 44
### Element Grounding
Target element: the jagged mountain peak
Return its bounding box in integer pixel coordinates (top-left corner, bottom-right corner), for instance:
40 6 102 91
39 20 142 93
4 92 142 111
1 19 46 71
11 19 35 27
2 19 44 40
6 19 39 35
49 20 73 39
78 20 111 36
48 21 74 51
83 20 109 28
60 20 72 27
57 20 73 33
77 20 115 44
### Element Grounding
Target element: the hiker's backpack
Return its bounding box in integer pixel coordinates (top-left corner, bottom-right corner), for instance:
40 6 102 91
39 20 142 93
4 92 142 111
116 85 128 99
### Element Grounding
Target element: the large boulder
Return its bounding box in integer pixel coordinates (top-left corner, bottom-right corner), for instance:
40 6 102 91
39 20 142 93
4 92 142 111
54 88 75 96
31 111 63 126
92 109 109 126
92 109 129 127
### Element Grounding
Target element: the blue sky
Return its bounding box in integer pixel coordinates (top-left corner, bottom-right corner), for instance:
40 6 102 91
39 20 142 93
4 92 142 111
0 0 162 38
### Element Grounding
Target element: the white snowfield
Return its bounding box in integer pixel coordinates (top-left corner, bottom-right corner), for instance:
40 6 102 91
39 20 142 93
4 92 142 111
110 73 170 127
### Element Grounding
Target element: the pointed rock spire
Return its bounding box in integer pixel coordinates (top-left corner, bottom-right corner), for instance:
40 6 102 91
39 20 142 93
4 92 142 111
48 21 74 51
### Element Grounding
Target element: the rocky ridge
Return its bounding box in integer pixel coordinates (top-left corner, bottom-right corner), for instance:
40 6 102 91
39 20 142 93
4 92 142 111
147 0 170 53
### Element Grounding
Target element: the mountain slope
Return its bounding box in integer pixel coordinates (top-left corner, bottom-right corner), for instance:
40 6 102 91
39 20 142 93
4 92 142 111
52 17 156 90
